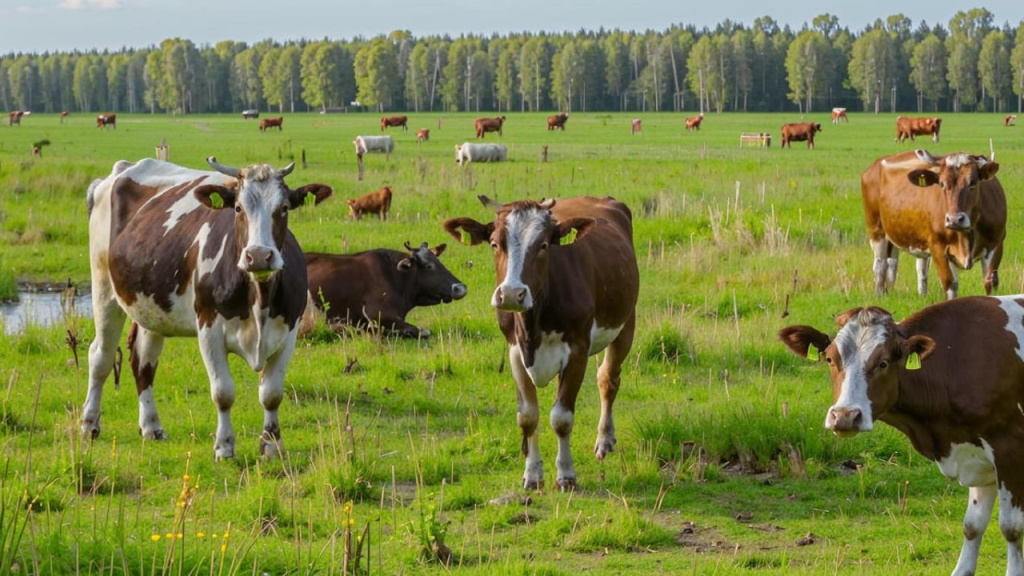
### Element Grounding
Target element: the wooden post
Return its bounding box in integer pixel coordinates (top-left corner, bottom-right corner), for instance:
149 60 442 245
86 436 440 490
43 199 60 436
541 145 548 163
357 153 364 181
301 148 307 169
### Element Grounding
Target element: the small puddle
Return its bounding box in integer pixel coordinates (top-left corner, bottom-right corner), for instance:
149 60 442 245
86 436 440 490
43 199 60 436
1 283 92 335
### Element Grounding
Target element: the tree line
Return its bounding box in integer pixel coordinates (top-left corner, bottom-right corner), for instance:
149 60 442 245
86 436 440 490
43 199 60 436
3 9 1023 116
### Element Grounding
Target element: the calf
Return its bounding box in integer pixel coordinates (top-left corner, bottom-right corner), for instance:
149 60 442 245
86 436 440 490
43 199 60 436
547 113 569 131
416 129 430 143
381 115 408 131
455 142 507 166
302 241 467 338
96 114 116 129
896 116 941 143
259 117 283 132
475 116 506 138
685 114 703 131
781 122 821 149
347 186 392 221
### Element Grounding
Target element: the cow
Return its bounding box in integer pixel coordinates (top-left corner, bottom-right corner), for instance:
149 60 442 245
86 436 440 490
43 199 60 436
84 157 332 459
684 114 704 131
443 195 639 491
347 186 392 221
862 149 1005 300
630 118 642 135
96 114 116 129
8 110 26 126
241 109 259 119
302 241 467 338
896 116 941 143
778 296 1024 576
475 116 506 139
381 115 408 131
547 113 569 131
830 107 848 124
60 110 69 123
1006 114 1017 127
780 122 822 149
416 129 430 143
259 117 283 132
353 135 394 156
455 142 507 166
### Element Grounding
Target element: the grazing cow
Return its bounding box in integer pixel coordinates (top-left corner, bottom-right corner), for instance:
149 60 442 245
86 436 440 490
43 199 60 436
685 114 704 131
96 114 116 129
780 122 822 149
347 186 392 221
84 157 332 459
60 110 69 123
302 242 467 338
353 135 395 156
630 118 642 135
454 142 507 166
381 115 408 131
862 149 1005 300
1005 114 1017 127
779 296 1024 576
241 109 260 119
475 116 506 138
416 129 430 143
830 107 848 124
547 113 569 131
259 117 283 132
443 195 639 490
896 116 941 143
8 110 26 126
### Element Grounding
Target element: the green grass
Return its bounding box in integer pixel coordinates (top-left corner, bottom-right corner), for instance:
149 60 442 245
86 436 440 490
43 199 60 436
0 110 1022 574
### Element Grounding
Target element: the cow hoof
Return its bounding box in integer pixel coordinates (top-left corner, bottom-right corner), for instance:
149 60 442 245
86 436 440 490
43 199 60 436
418 329 432 339
140 427 166 440
214 440 236 461
82 424 100 440
260 438 284 459
594 439 616 461
522 477 543 491
556 477 577 492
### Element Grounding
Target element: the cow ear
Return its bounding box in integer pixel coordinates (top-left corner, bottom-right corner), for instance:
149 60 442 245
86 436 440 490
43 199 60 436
443 218 493 246
432 243 447 257
907 169 940 188
555 217 595 245
289 184 333 208
835 308 864 328
980 161 1000 180
195 185 236 209
778 325 832 361
397 258 413 271
902 334 935 364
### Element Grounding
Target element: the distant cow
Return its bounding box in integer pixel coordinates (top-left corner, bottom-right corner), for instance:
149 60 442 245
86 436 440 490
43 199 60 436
259 117 283 132
831 108 848 124
353 135 394 156
861 149 1005 299
96 114 116 129
60 111 69 123
1005 114 1017 127
302 242 467 338
547 113 569 131
455 142 507 166
381 115 408 131
84 157 332 459
630 119 642 135
685 114 704 131
241 109 259 119
8 111 25 126
475 116 506 138
896 116 941 143
781 122 822 149
347 186 392 221
416 129 430 143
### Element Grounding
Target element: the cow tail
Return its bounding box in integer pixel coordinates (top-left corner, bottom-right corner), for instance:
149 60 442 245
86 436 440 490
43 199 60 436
86 178 102 217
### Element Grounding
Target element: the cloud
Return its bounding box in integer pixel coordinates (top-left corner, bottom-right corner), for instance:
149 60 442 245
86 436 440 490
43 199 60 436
58 0 122 9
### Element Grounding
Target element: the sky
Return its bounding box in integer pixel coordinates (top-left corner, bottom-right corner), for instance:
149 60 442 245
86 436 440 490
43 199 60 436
1 0 1022 54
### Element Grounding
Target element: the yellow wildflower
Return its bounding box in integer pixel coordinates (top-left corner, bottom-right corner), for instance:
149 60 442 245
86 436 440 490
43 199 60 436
150 535 160 542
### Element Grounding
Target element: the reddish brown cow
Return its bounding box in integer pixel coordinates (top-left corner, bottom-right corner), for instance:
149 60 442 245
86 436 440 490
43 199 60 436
1005 114 1017 127
381 115 408 131
444 195 639 491
780 122 822 149
547 113 569 131
96 114 116 129
346 186 392 221
475 116 506 138
830 107 848 124
779 297 1024 576
259 117 283 132
895 116 941 143
8 111 24 126
416 128 430 143
861 149 1005 299
685 114 704 131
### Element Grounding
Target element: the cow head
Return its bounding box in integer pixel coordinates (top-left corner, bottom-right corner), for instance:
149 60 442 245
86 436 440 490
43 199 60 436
397 241 468 305
454 145 464 165
779 308 934 437
196 157 332 281
442 195 595 312
906 150 999 231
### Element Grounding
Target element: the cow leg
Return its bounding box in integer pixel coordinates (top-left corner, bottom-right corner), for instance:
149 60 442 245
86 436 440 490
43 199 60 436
984 244 1003 295
257 333 295 459
952 484 996 576
931 248 959 300
510 344 543 489
83 280 127 439
128 323 167 439
870 238 891 294
595 315 635 461
998 484 1024 576
885 248 900 291
552 350 588 491
915 256 930 295
197 326 237 460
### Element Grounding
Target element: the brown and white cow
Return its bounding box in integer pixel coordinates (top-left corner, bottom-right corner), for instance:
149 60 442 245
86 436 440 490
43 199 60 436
8 110 26 126
896 116 941 143
416 128 430 143
443 195 639 490
547 113 569 131
862 149 1005 299
96 114 116 129
84 157 332 459
381 115 408 131
630 118 642 135
1006 114 1017 128
475 116 506 138
259 117 283 132
779 296 1024 576
830 107 848 124
685 114 704 131
302 242 467 338
780 122 821 149
346 186 392 221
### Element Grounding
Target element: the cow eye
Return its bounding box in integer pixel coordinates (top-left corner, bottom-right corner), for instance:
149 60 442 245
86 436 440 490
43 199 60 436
234 205 242 213
490 241 498 250
426 263 435 270
878 360 889 370
540 241 549 251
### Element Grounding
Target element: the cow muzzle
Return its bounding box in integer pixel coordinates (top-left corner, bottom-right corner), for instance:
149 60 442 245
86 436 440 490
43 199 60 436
451 283 468 300
242 246 281 279
945 212 971 231
826 406 867 437
492 284 532 311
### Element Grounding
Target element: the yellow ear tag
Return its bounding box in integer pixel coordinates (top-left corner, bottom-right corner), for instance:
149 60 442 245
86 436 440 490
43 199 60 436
460 230 471 246
209 192 224 209
806 346 819 362
560 228 577 246
905 352 922 370
918 174 927 187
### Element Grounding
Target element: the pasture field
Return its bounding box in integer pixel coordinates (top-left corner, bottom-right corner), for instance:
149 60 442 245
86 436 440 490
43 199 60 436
0 110 1023 575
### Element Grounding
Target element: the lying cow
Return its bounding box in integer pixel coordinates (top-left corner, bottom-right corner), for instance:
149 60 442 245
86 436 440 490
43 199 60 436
302 241 467 338
831 107 848 124
685 114 703 131
896 116 941 143
259 117 283 132
353 135 395 156
242 109 260 119
347 186 392 221
780 122 822 149
381 115 408 131
475 116 506 138
455 142 507 166
547 113 569 131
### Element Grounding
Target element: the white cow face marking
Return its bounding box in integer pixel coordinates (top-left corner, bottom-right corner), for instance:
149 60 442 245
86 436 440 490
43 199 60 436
491 207 551 312
825 309 899 436
233 165 290 279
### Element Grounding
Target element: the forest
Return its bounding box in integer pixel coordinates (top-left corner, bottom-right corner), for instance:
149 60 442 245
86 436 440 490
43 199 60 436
2 9 1023 116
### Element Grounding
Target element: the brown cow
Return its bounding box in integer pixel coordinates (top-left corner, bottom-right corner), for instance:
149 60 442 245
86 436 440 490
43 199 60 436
346 186 392 221
475 116 506 138
780 122 822 149
830 107 848 124
8 110 26 126
302 242 467 338
416 128 430 143
443 195 639 491
381 115 408 131
684 114 703 131
630 118 641 135
96 114 116 129
779 296 1024 576
896 116 941 143
1005 114 1017 127
861 149 1005 299
259 117 283 132
547 113 569 131
60 110 69 123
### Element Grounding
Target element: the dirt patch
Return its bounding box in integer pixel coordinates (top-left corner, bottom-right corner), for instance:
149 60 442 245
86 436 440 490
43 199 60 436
675 520 738 553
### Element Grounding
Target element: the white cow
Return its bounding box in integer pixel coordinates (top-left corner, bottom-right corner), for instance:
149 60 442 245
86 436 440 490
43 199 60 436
455 142 507 166
353 135 395 156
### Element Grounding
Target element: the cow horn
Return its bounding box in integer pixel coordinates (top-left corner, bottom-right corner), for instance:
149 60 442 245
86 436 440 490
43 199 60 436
404 240 414 251
539 198 556 210
279 162 295 177
914 149 940 165
478 195 504 211
990 138 995 162
207 157 241 176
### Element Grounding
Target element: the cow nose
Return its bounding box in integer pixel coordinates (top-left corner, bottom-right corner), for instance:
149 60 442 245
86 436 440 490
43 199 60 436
945 212 971 230
827 407 863 435
451 283 468 300
244 247 275 272
493 285 531 311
